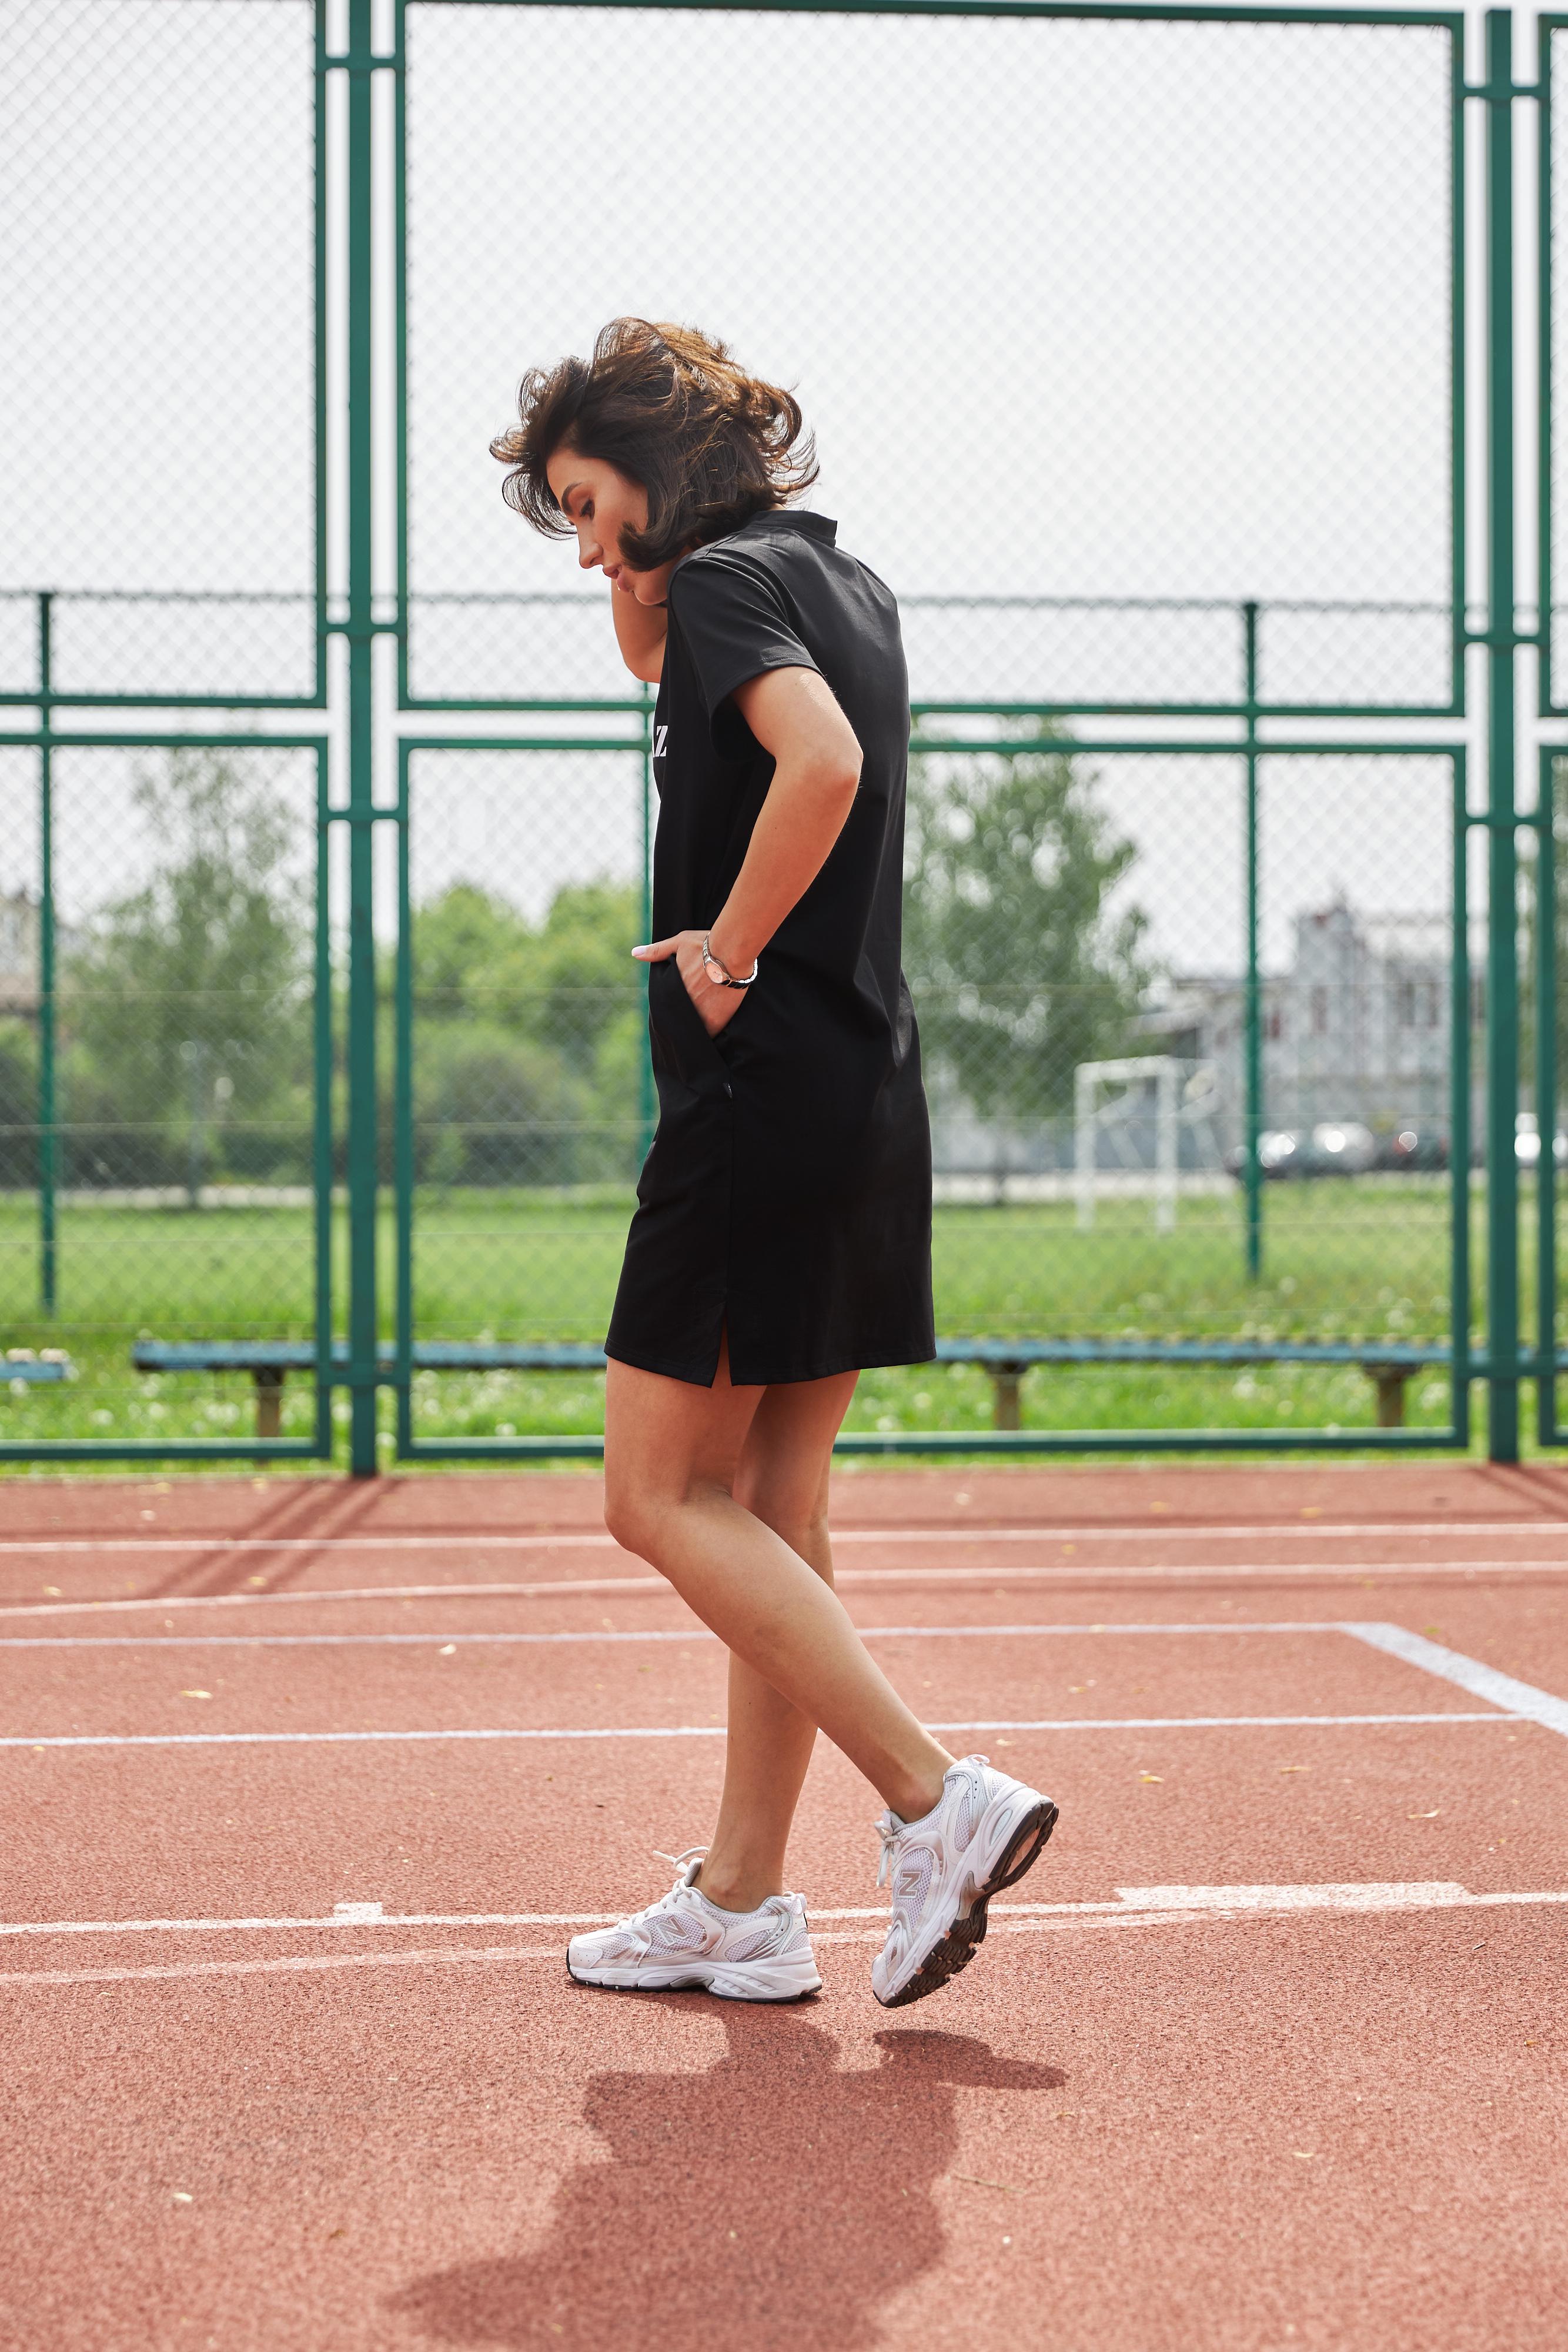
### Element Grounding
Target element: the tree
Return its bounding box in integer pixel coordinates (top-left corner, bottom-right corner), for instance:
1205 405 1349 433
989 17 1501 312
0 1021 36 1189
409 878 646 1184
414 878 641 1070
62 745 312 1188
415 1024 589 1188
902 725 1152 1124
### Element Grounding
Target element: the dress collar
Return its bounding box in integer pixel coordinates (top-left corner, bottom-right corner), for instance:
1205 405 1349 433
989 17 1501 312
737 509 837 545
671 509 838 584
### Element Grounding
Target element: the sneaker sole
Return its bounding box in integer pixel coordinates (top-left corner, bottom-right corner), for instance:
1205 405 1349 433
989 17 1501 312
566 1956 823 2003
874 1796 1059 2011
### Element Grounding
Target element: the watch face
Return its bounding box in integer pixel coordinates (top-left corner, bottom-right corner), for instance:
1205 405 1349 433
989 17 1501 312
703 958 724 986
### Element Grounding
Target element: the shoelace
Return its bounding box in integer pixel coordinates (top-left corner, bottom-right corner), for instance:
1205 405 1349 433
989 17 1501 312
614 1847 709 1930
875 1815 902 1892
653 1846 707 1873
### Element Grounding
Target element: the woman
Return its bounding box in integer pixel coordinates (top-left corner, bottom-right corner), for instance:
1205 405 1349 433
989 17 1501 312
491 319 1057 2006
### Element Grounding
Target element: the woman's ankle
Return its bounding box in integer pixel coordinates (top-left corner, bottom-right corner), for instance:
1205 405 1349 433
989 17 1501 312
694 1859 784 1914
884 1755 953 1825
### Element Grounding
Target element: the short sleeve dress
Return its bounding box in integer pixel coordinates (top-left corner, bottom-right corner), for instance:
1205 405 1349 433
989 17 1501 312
604 509 934 1388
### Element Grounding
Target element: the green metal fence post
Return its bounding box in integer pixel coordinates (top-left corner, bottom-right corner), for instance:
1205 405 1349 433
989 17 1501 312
1242 598 1263 1283
394 743 414 1458
1485 8 1520 1463
36 591 57 1318
1537 751 1558 1444
1452 751 1473 1447
313 743 335 1460
346 0 379 1475
1537 21 1557 1447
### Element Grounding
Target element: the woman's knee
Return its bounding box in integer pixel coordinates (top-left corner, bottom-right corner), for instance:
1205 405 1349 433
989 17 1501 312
604 1467 733 1563
603 1472 659 1558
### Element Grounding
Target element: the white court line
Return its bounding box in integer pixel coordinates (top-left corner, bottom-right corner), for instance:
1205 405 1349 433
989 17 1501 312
0 1712 1522 1750
6 1519 1568 1558
0 1881 1512 1939
8 1622 1560 1746
1346 1623 1568 1740
0 1619 1349 1649
11 1556 1568 1622
5 1883 1566 1988
0 1579 671 1619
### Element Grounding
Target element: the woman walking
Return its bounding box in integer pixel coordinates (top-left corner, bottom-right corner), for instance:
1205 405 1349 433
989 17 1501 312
491 319 1057 2006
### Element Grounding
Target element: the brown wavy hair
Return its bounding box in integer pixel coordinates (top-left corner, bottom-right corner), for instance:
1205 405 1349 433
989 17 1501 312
489 318 818 570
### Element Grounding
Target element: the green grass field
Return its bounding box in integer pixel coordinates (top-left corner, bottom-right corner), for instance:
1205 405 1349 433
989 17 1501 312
0 1176 1544 1468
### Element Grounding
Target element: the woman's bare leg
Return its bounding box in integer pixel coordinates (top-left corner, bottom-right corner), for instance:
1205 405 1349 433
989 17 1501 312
697 1377 850 1910
603 1341 953 1910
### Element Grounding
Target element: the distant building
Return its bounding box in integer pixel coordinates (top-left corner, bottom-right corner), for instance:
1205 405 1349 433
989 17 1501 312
927 895 1464 1183
1144 896 1455 1135
0 892 82 1018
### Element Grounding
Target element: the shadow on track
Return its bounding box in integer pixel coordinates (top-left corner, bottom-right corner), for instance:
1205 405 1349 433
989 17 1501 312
388 2007 1065 2348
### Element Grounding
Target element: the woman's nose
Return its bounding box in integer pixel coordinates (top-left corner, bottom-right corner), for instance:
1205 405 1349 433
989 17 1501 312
577 533 603 570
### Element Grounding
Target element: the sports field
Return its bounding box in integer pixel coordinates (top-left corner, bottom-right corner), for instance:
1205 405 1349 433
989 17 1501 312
4 1460 1566 2347
0 1178 1496 1456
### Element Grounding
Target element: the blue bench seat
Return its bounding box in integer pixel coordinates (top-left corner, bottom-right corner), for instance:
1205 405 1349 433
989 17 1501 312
132 1335 1456 1436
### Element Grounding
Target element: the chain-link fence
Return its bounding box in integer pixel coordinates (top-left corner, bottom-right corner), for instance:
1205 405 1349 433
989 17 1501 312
2 0 1556 1466
1 0 329 1461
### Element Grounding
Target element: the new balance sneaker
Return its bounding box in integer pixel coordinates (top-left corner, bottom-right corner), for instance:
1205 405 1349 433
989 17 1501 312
567 1851 823 2002
871 1755 1058 2009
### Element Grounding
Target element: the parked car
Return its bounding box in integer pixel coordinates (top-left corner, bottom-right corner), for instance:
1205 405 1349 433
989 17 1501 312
1226 1130 1300 1181
1513 1114 1568 1167
1306 1121 1377 1174
1226 1121 1378 1181
1374 1125 1449 1173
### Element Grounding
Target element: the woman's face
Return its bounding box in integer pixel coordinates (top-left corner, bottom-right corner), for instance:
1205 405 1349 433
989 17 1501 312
544 449 674 602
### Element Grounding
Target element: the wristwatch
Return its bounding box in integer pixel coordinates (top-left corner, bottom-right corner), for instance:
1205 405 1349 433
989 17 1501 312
702 934 760 990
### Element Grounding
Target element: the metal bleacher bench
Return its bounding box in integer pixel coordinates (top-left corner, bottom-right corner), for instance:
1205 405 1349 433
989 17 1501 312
132 1335 1450 1438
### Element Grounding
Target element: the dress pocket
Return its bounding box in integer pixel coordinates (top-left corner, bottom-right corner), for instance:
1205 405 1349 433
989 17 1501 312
650 955 730 1083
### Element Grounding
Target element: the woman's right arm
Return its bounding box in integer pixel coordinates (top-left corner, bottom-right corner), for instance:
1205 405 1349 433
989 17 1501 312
611 583 667 684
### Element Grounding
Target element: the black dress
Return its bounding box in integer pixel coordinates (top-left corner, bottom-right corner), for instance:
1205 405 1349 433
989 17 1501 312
604 509 935 1388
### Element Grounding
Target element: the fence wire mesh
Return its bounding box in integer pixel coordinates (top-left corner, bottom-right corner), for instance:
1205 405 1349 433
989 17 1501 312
0 742 327 1454
404 6 1458 712
0 0 320 703
5 0 1548 1462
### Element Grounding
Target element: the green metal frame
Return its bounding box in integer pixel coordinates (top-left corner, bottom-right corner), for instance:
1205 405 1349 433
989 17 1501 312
1536 21 1568 1454
0 731 335 1465
373 0 1487 1464
13 0 1559 1469
1483 9 1520 1458
1534 746 1562 1445
1 5 327 712
394 1 1467 722
389 737 1473 1461
0 0 332 1464
390 729 653 1463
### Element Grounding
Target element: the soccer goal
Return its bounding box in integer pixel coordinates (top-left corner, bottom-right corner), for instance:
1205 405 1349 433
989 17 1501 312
1074 1057 1222 1232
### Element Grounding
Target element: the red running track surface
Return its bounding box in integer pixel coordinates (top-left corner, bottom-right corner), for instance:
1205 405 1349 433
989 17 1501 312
2 1461 1566 2349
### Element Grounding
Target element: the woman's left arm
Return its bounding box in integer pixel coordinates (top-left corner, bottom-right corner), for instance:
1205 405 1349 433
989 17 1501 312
633 666 862 1034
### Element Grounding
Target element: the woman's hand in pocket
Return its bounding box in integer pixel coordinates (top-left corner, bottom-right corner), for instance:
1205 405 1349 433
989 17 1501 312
633 931 748 1035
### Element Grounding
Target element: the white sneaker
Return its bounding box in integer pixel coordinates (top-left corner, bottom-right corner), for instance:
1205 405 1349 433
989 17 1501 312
871 1755 1058 2009
567 1851 823 2003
